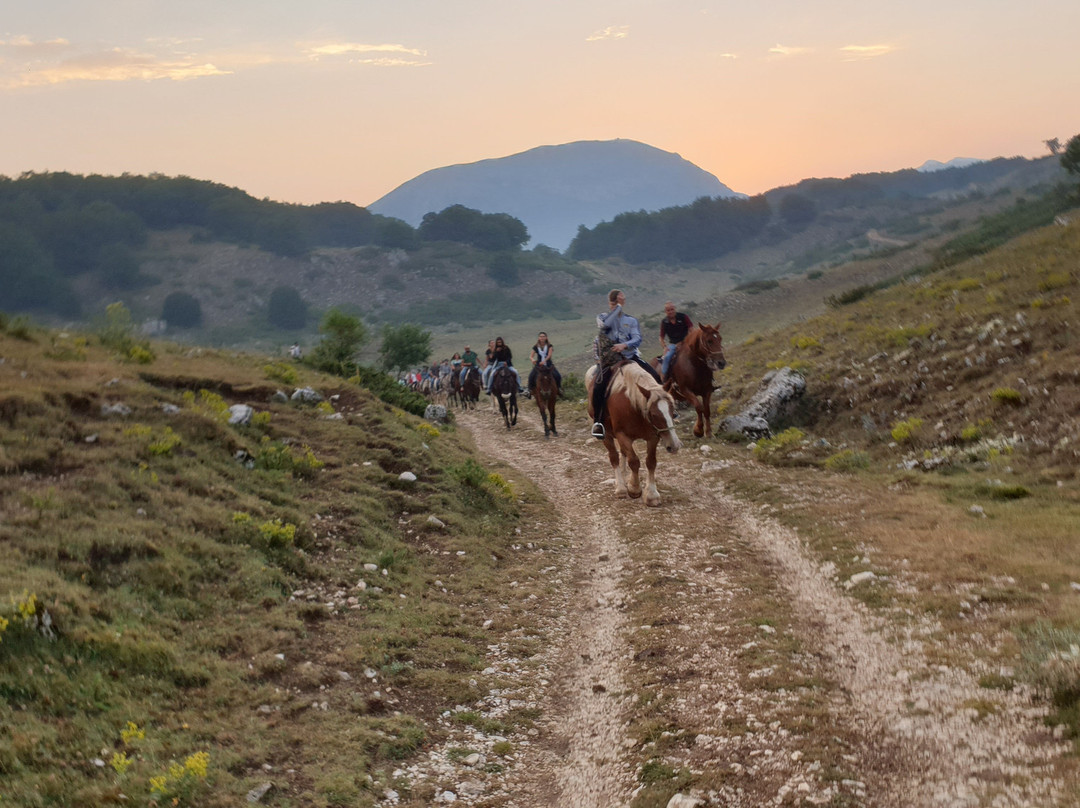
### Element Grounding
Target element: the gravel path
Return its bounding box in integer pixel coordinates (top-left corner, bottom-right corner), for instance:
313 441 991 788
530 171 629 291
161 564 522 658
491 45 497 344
390 405 1070 807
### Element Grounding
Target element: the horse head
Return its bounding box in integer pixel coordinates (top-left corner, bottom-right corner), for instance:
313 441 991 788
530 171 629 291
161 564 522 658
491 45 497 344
635 383 682 454
696 322 726 371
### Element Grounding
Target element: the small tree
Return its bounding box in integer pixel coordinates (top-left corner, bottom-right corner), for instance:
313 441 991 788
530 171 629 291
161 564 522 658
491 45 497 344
1061 134 1080 177
379 323 432 373
161 291 203 328
268 286 307 330
309 308 368 374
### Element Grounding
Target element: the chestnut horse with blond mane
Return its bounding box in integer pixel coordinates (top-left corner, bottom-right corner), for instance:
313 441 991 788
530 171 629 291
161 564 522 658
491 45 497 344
586 362 681 507
652 322 726 438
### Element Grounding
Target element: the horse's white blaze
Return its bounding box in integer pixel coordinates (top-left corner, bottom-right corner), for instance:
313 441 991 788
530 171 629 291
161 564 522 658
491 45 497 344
657 400 682 453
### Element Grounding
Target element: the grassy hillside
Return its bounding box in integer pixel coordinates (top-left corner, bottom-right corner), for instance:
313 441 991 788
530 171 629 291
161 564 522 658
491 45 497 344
695 212 1080 738
0 323 560 807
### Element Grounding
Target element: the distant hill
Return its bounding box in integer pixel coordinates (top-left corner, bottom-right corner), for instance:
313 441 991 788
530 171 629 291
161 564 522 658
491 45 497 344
368 139 742 251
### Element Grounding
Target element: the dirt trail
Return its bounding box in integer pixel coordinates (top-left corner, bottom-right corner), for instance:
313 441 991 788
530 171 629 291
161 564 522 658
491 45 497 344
415 406 1069 807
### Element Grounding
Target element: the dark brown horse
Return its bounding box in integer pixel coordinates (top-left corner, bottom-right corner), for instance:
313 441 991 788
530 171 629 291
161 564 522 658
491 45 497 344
530 363 558 438
490 365 518 428
586 362 681 506
459 366 481 410
653 322 726 438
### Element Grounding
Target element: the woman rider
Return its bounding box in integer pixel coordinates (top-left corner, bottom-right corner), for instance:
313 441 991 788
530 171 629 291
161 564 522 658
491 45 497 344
485 336 525 394
528 331 563 397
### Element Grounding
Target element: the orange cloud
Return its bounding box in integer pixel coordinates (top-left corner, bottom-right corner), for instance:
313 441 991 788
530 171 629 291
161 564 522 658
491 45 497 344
5 48 230 88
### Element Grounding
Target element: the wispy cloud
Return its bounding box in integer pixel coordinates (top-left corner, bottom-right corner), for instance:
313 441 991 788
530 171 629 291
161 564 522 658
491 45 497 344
719 53 739 60
586 25 629 42
0 34 71 55
5 48 230 88
306 42 428 62
839 44 896 61
769 43 812 57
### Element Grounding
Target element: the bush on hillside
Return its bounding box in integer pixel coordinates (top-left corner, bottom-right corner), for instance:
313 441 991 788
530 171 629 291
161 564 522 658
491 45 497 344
268 286 307 330
161 291 203 328
348 366 428 416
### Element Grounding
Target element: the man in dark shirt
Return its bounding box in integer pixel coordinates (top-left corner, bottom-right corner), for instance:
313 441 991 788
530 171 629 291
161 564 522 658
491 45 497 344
659 300 693 384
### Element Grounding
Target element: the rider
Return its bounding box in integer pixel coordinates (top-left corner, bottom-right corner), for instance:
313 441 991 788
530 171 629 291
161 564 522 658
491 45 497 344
485 336 525 395
659 300 694 384
528 331 563 397
590 289 661 439
481 339 496 391
459 344 479 387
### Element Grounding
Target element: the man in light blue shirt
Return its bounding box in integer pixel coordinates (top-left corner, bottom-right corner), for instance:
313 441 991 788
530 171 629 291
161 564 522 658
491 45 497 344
590 289 662 438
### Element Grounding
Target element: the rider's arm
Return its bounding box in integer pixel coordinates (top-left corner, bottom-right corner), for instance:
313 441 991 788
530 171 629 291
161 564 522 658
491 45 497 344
624 317 643 354
597 304 622 333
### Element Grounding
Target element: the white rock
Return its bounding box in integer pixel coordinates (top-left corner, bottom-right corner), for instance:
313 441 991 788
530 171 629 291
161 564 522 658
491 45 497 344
667 794 704 808
363 563 378 571
699 444 712 454
246 782 273 803
847 571 876 587
463 753 482 766
228 404 254 425
427 515 446 528
399 471 417 482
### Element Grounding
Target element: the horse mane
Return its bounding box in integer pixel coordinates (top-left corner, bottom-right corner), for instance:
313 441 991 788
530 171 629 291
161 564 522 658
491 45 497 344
610 363 673 412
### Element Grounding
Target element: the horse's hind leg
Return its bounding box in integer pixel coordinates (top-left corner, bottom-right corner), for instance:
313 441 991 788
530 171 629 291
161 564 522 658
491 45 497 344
549 403 557 437
606 436 628 497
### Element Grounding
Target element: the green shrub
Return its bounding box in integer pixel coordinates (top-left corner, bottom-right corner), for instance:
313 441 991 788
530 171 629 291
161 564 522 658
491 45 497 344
891 418 923 443
823 449 870 472
264 361 299 385
991 387 1024 405
753 428 806 463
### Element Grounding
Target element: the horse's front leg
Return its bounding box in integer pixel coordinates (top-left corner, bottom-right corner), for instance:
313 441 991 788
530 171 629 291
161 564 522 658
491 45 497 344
683 389 705 438
644 438 662 507
549 402 557 437
605 435 628 497
700 389 713 438
619 435 642 498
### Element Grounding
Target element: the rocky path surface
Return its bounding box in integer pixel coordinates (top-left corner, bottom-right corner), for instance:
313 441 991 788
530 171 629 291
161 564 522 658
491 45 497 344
388 406 1070 807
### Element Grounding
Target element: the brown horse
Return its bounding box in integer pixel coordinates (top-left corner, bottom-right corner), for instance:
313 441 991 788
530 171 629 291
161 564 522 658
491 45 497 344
586 362 681 506
653 322 727 438
529 363 558 438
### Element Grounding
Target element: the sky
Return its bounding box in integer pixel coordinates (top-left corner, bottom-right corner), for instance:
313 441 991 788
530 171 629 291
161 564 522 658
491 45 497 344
2 1 1079 208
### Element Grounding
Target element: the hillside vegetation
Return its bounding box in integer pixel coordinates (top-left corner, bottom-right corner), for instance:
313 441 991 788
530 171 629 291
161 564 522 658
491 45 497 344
0 323 562 807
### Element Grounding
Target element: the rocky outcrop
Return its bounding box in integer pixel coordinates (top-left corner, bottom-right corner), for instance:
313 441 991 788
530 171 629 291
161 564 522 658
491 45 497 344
720 366 805 438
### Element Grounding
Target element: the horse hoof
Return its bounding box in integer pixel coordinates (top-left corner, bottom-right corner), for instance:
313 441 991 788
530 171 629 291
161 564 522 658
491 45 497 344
627 488 643 499
645 496 662 507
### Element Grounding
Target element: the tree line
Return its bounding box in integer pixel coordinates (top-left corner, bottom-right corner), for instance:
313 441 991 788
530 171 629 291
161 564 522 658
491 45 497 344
568 195 772 263
0 172 532 318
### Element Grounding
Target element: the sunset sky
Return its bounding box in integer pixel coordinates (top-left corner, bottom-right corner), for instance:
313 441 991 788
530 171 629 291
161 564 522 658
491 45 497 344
3 0 1078 208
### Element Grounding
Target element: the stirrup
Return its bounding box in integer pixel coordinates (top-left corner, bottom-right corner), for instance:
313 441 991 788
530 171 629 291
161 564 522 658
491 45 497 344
591 422 605 439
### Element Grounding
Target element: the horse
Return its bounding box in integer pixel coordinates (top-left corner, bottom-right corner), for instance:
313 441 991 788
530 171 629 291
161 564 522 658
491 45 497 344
490 365 518 429
460 366 481 410
530 363 558 438
652 322 727 438
586 362 681 507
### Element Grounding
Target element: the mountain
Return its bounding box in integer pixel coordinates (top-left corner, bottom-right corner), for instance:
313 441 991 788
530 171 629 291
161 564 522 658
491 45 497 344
916 157 984 172
368 139 742 251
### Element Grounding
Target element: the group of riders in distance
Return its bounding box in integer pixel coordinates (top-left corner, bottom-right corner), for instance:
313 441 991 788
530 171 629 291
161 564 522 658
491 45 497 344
401 290 725 505
403 289 723 434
